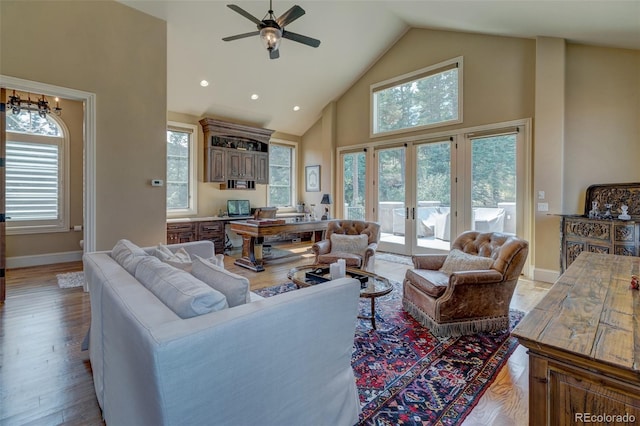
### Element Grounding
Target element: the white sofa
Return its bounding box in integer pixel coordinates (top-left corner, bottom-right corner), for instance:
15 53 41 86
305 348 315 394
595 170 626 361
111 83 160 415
83 240 361 426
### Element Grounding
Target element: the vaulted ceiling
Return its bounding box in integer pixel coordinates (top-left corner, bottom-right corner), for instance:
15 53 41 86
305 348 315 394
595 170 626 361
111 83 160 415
120 1 640 136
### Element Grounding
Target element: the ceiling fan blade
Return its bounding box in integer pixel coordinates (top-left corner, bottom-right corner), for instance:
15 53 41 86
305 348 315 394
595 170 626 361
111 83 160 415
227 4 262 25
222 31 260 42
276 5 305 27
282 30 320 48
269 49 280 60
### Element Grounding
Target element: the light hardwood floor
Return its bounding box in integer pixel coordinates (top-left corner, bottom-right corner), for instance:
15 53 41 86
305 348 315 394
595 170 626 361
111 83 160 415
0 245 552 425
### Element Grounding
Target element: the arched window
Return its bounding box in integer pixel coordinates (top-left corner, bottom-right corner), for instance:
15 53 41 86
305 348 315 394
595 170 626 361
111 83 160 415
5 110 69 234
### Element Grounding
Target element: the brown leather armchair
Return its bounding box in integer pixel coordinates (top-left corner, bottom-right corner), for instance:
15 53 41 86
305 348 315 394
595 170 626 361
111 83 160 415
311 220 380 271
403 231 528 337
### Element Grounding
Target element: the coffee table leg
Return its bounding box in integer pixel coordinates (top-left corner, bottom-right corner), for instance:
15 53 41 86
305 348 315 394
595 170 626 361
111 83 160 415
370 298 376 330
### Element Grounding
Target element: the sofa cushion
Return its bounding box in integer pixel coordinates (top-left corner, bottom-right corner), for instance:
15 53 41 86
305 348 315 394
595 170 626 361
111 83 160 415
439 249 494 275
191 255 250 307
111 239 148 275
330 234 368 255
135 256 228 318
405 268 450 298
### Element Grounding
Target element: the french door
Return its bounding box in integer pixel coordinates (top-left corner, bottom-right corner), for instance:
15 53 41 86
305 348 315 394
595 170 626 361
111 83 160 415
339 121 529 257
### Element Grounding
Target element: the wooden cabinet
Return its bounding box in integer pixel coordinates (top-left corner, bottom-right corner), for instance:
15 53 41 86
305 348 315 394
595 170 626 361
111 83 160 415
197 221 225 254
561 216 639 271
167 222 196 244
560 182 640 272
200 118 273 188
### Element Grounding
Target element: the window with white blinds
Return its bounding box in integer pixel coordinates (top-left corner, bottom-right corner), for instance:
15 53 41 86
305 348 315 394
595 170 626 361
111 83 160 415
5 111 68 234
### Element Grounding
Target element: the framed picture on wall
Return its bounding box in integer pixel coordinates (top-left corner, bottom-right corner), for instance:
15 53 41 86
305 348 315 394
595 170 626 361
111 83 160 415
305 165 320 192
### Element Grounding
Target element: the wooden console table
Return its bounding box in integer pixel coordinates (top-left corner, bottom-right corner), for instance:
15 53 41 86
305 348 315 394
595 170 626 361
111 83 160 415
230 220 331 272
513 252 640 425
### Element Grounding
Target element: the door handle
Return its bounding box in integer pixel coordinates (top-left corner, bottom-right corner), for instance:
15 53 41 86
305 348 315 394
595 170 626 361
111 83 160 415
405 207 409 220
412 207 415 220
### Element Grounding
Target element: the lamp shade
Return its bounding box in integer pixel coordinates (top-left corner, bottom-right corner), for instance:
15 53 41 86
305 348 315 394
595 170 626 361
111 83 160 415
320 194 332 205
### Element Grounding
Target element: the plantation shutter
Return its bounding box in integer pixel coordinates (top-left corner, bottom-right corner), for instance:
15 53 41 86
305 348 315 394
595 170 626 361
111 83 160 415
6 140 60 221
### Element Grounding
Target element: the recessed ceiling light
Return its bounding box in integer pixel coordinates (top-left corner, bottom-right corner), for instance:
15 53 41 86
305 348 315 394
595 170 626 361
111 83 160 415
250 94 259 100
200 80 209 87
293 106 300 111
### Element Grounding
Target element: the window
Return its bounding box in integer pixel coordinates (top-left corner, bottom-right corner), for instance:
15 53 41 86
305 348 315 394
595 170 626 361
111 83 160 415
5 111 68 234
167 122 197 216
268 142 296 208
371 57 462 136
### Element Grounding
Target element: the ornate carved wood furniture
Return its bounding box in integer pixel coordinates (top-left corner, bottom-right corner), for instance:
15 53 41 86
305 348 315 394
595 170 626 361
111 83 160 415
402 231 529 337
561 182 640 272
199 118 274 189
513 252 640 425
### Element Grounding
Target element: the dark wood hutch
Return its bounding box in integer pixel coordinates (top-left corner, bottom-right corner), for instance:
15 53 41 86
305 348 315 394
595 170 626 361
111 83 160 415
560 182 640 272
199 118 274 189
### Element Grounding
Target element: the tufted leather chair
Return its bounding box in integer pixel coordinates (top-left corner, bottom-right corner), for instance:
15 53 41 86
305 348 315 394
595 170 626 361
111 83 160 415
311 220 380 271
403 231 528 337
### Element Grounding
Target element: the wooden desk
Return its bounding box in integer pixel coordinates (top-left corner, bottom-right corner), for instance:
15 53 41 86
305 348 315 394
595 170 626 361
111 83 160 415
229 220 331 272
512 252 640 425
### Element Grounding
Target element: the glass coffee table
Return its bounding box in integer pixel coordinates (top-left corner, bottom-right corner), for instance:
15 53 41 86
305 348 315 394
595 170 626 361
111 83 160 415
288 265 393 330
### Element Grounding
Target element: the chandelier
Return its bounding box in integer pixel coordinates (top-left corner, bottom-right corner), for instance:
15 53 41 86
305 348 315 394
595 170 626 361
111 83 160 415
8 90 62 118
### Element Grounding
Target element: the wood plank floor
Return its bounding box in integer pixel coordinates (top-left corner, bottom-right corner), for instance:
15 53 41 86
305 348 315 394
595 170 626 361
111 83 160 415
0 245 552 425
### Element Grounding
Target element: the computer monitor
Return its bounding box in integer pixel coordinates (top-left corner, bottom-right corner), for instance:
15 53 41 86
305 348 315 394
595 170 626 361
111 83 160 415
227 200 250 217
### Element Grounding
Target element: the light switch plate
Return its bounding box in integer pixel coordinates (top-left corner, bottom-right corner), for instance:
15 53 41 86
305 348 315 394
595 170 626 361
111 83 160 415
538 202 549 212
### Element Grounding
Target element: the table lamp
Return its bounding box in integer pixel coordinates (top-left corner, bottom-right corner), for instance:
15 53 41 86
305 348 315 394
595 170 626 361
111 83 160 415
320 194 332 220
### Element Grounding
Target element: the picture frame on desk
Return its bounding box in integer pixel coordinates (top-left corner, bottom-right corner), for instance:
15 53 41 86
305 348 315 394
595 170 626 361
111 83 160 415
305 165 320 192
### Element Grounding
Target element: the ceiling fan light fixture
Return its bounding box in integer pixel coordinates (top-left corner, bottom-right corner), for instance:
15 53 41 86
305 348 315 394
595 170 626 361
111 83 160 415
260 26 282 51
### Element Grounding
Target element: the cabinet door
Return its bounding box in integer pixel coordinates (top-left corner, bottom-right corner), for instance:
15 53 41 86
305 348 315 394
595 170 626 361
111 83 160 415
255 153 269 184
241 152 255 180
227 151 242 179
208 148 225 182
198 221 226 254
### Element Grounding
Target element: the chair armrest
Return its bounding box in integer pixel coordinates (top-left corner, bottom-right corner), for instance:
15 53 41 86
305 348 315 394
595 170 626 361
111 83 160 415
449 269 503 286
311 240 331 255
364 242 377 257
412 254 447 270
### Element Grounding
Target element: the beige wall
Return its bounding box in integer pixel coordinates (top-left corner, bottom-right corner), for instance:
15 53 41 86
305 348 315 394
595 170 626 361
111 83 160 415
5 95 84 257
563 44 640 213
335 28 536 145
1 0 167 251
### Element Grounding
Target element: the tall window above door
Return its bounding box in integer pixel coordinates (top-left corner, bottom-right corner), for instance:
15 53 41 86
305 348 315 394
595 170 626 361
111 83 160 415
5 111 68 234
371 57 462 137
268 142 296 208
167 122 197 216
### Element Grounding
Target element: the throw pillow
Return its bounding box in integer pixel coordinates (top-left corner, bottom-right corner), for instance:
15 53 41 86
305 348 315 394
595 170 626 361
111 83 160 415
439 249 494 275
111 239 148 275
154 244 193 271
330 234 369 255
191 255 250 307
135 256 228 318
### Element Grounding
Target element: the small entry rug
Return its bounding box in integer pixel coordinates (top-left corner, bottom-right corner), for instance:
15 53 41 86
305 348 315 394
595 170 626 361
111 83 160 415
255 281 523 425
56 271 85 288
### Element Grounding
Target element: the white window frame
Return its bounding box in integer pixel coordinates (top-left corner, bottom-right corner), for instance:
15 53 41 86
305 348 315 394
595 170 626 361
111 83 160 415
166 121 198 217
268 139 297 210
6 115 70 235
370 56 463 138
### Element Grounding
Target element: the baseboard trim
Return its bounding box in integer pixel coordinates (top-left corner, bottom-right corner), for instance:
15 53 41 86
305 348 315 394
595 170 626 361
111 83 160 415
533 267 559 284
7 251 83 269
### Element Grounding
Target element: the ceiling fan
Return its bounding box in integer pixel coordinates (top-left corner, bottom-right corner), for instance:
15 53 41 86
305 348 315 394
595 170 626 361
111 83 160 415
222 0 321 59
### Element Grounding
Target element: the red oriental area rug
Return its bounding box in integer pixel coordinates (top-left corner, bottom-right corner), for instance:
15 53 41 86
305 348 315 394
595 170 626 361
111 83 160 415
255 281 523 425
